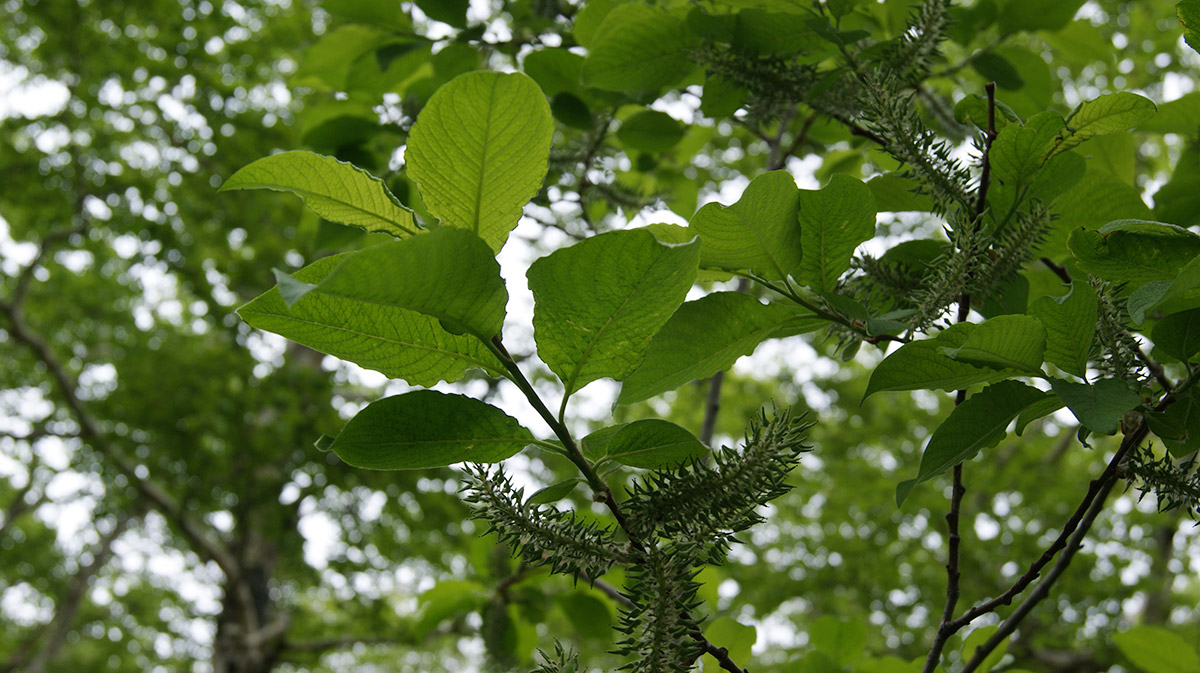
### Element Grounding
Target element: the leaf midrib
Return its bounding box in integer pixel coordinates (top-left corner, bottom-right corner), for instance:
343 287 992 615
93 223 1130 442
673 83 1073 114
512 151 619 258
472 75 501 237
562 249 676 397
239 308 501 374
233 180 417 236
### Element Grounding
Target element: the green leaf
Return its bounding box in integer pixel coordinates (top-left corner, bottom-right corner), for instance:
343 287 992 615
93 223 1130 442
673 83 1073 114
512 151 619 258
329 390 534 470
294 25 390 90
523 48 585 97
809 616 867 668
1153 309 1200 363
560 592 612 641
309 227 508 341
617 110 685 152
865 323 1018 398
962 626 1007 673
323 0 413 31
415 580 488 638
527 479 582 504
220 151 418 238
1153 143 1200 229
689 171 803 280
955 94 1021 132
1147 389 1200 456
270 268 316 307
1130 256 1200 323
1181 0 1200 54
1045 169 1153 258
572 0 619 48
406 71 553 251
1067 219 1200 285
581 4 695 91
867 174 933 213
989 111 1067 191
1048 378 1141 435
795 175 877 292
618 292 819 405
600 419 708 469
528 229 700 397
1014 396 1065 435
972 52 1023 89
998 0 1085 33
1028 282 1097 376
940 315 1046 373
1139 92 1200 134
239 254 503 386
415 0 468 28
580 424 624 461
897 381 1049 505
702 618 757 673
551 93 594 131
1049 92 1157 158
1113 625 1200 673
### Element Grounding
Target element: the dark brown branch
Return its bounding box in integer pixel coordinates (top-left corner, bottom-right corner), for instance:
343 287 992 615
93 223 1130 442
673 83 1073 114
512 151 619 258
2 516 129 673
1040 257 1072 284
958 469 1120 673
1 304 239 578
921 286 974 672
972 83 998 216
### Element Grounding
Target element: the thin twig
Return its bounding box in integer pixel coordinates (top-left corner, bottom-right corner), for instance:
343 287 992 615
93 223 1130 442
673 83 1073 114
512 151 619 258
947 366 1200 662
1040 257 1072 284
922 86 997 671
1 303 240 578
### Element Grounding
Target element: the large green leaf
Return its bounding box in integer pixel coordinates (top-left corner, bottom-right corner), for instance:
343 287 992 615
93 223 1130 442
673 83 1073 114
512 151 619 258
1180 0 1200 54
1146 388 1200 457
329 390 534 470
1113 625 1200 673
1152 309 1200 364
1045 169 1153 257
238 254 502 386
1139 92 1200 134
1067 219 1200 285
689 171 803 280
962 626 1008 673
998 0 1085 32
617 109 686 152
599 419 708 469
897 381 1049 505
581 4 695 91
796 175 877 292
865 323 1017 398
1048 377 1141 435
1153 143 1200 229
220 151 418 238
285 227 507 341
1049 92 1157 158
618 292 821 405
809 616 868 668
702 618 758 673
989 111 1066 191
528 229 700 397
405 71 553 251
1028 282 1097 377
940 315 1046 373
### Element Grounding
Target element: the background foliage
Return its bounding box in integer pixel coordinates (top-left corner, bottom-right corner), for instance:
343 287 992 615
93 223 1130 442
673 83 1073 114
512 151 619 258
1 1 1198 672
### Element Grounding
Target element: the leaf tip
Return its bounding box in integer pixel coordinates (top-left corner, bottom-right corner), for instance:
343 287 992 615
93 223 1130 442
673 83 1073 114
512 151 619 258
272 268 317 307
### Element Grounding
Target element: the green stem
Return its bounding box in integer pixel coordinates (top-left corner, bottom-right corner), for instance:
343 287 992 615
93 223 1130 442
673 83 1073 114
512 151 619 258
485 335 639 537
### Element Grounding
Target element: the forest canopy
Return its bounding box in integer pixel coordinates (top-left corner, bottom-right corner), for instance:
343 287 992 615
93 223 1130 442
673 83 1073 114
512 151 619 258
2 1 1200 672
